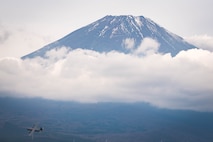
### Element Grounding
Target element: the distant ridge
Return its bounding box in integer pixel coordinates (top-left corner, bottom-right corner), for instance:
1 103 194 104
22 15 196 59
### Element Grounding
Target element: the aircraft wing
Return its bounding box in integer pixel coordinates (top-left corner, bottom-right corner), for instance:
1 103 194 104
28 128 36 136
27 128 32 131
27 124 37 136
26 123 42 140
35 129 41 132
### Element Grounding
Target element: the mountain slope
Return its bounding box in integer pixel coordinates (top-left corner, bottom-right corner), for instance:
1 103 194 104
22 15 196 59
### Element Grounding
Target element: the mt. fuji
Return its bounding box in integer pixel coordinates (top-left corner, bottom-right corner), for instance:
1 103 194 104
22 15 196 58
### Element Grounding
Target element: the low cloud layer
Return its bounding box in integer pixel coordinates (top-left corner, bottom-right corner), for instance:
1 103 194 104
185 34 213 51
0 24 52 58
0 38 213 111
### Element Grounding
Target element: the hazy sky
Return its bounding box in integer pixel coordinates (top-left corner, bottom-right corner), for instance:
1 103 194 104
1 0 213 111
0 0 213 57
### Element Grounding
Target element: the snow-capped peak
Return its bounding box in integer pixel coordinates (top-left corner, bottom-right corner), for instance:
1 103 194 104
22 15 196 59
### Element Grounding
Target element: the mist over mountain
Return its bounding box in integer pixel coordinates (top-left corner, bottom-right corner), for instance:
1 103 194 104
22 15 196 59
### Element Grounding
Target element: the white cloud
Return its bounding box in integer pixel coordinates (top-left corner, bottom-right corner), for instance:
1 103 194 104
134 38 160 55
122 38 135 50
45 46 70 61
0 39 213 111
0 24 53 58
185 35 213 52
0 24 10 44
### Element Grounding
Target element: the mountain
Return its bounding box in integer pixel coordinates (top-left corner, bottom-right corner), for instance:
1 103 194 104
22 15 196 59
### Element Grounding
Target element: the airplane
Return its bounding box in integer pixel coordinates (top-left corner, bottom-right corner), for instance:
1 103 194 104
27 123 43 140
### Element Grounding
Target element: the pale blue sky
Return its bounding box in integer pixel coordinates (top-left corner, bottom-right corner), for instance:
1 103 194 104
0 0 213 57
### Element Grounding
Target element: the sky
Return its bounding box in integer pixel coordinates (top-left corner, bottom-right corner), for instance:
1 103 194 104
0 0 213 111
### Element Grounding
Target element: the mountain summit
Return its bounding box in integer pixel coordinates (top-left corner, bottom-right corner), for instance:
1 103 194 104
22 15 196 58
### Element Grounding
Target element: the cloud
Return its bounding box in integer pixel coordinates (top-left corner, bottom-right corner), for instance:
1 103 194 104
0 39 213 111
122 37 160 55
0 24 53 58
0 25 10 44
185 34 213 51
122 38 135 50
134 38 160 55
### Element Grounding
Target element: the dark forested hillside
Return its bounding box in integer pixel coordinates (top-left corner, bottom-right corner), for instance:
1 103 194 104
0 97 213 142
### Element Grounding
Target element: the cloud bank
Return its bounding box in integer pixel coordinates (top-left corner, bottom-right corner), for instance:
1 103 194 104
0 24 52 58
0 38 213 111
185 34 213 51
